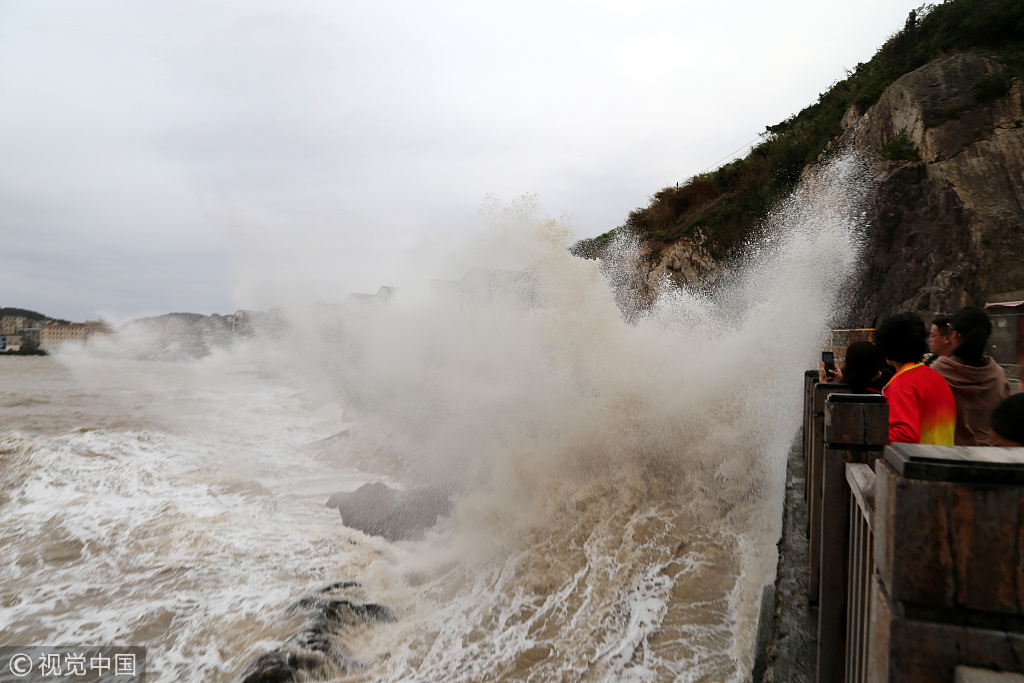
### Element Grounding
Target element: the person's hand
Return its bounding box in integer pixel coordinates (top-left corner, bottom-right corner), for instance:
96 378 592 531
819 360 844 384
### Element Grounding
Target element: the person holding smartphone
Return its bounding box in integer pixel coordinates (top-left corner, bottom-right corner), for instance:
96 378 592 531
818 342 890 393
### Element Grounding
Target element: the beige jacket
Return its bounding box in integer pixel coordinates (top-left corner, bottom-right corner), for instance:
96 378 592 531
932 355 1012 446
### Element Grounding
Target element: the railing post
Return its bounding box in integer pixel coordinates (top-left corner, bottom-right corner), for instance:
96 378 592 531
808 382 851 600
803 369 820 499
871 444 1024 682
817 393 888 683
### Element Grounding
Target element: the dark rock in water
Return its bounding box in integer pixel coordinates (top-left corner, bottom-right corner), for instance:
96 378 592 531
238 648 340 683
326 482 453 541
316 580 362 592
286 596 396 626
235 582 395 683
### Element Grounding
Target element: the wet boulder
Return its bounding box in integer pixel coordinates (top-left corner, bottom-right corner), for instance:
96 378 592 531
236 582 394 683
326 482 452 541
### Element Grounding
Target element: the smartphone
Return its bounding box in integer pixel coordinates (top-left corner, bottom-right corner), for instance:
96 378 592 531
822 351 836 376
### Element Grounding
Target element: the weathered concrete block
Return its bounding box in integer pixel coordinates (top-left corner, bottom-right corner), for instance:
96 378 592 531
870 578 1024 682
809 384 851 597
874 459 1024 614
955 666 1024 683
824 396 888 447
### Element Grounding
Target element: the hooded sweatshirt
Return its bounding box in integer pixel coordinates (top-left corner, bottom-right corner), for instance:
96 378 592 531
932 355 1012 446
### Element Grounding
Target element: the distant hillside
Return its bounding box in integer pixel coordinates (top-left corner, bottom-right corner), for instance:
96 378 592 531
573 0 1024 261
0 307 71 325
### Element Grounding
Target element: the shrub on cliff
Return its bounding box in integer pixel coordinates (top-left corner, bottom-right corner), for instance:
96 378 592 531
876 127 922 161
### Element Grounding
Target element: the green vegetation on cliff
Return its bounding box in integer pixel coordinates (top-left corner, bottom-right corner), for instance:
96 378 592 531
572 0 1024 260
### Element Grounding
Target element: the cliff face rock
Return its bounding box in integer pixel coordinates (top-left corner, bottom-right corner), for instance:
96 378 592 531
636 232 721 303
842 52 1024 324
635 53 1024 325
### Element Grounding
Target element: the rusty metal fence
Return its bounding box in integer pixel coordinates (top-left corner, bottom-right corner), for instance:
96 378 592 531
825 328 875 364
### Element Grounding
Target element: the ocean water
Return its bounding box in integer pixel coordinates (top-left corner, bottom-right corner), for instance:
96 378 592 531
0 154 870 682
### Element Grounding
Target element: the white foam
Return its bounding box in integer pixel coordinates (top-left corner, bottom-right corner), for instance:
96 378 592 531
1 152 872 682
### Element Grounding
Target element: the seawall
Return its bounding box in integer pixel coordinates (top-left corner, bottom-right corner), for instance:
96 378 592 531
753 429 817 682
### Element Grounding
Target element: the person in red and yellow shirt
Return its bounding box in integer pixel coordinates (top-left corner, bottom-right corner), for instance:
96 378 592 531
873 313 956 445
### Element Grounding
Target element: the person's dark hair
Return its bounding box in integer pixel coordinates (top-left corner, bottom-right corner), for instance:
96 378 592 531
873 313 927 365
950 306 992 367
932 315 952 335
991 394 1024 445
843 341 882 392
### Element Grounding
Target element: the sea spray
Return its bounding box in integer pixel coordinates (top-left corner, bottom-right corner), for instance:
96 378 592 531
254 151 874 681
0 151 873 683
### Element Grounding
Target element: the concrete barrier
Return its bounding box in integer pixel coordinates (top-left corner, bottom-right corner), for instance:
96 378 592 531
816 393 887 683
870 443 1024 682
807 382 851 600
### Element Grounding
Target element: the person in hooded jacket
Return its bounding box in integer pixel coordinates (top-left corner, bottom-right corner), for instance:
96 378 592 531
931 306 1012 446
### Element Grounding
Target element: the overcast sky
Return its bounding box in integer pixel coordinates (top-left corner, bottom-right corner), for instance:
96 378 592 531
1 0 921 322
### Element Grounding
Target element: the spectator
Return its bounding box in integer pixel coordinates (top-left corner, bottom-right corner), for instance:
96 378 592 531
818 341 890 393
873 312 956 445
932 307 1012 446
924 315 954 365
990 394 1024 447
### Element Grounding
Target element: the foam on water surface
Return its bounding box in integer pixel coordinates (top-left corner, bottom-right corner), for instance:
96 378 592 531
0 152 871 682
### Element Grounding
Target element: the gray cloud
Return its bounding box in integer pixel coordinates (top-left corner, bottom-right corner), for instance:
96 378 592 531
1 0 919 321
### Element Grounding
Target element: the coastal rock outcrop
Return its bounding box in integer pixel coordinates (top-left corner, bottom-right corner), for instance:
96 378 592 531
637 232 722 304
634 53 1024 325
236 581 395 683
326 482 452 541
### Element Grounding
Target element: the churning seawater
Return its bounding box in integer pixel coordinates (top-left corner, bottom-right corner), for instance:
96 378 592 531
0 154 871 682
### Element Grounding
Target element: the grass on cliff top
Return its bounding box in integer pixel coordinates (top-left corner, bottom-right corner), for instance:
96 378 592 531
571 0 1024 261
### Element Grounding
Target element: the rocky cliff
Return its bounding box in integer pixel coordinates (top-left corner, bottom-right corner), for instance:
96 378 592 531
634 53 1024 325
842 52 1024 325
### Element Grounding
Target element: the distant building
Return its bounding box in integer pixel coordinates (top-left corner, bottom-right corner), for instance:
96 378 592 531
40 323 86 348
1 335 23 352
36 320 113 349
84 320 112 335
0 316 27 335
